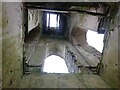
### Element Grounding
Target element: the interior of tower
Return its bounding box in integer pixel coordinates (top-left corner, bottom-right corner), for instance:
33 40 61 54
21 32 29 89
1 1 120 89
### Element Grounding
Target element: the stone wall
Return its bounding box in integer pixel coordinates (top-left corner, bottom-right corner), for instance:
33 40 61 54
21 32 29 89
68 13 99 34
68 12 101 59
99 4 119 88
2 2 24 88
68 13 100 45
0 2 2 89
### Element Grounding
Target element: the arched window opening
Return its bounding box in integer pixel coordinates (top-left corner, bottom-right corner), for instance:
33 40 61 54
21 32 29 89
43 55 69 73
87 30 104 53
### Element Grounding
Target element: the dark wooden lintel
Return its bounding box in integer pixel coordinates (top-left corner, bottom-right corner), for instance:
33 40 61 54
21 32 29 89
25 5 105 16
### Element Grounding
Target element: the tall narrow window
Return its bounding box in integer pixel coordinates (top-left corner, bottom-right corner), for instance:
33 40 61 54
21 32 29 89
47 13 50 27
43 55 69 73
46 13 60 28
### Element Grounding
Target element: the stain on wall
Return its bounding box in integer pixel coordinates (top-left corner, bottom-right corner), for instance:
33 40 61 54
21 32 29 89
2 2 23 88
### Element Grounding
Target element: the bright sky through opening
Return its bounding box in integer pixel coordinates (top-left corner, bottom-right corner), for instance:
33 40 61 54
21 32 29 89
43 55 69 73
87 30 104 53
47 13 60 28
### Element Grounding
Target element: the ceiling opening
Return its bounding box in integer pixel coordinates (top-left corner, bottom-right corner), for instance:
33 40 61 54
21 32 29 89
87 30 104 53
43 55 69 73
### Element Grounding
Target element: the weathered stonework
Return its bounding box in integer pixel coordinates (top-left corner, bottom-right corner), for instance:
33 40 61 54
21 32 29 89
2 2 23 88
99 4 119 88
0 1 2 89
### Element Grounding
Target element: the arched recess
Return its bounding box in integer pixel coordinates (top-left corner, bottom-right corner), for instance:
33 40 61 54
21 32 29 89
70 27 87 46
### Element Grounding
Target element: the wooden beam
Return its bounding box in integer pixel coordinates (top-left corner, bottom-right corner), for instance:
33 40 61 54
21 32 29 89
25 5 105 16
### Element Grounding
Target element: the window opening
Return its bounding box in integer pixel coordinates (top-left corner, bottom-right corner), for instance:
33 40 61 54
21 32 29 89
87 30 104 53
43 55 69 73
46 13 60 28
